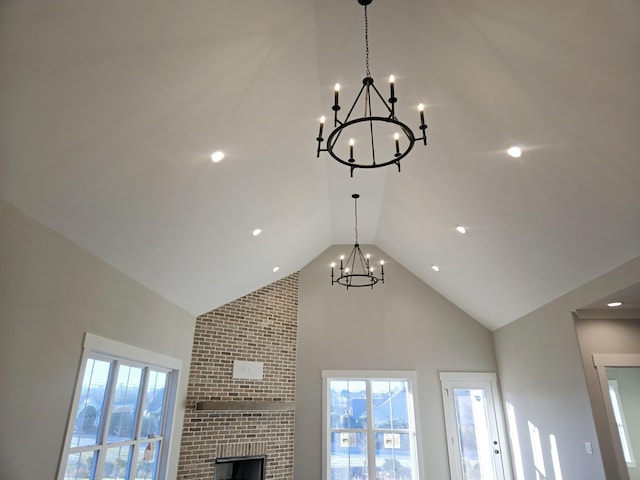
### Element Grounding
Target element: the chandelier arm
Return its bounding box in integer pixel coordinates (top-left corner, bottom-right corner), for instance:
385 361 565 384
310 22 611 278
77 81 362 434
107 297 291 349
330 129 342 150
341 83 368 126
328 82 368 155
365 85 377 164
368 114 376 166
368 82 393 117
355 245 369 275
364 82 371 117
344 246 358 286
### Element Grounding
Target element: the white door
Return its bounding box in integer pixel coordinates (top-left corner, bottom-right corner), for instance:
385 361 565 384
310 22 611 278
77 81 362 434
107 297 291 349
440 372 512 480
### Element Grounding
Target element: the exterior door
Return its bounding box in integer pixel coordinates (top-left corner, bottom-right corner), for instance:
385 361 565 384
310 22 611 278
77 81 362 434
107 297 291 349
440 372 512 480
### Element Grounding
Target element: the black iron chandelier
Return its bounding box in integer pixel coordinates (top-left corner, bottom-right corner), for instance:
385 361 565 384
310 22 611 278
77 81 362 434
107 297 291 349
316 0 427 177
331 194 384 289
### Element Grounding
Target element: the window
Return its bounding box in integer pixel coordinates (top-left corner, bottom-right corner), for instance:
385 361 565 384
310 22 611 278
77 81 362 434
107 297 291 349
58 334 181 480
322 370 421 480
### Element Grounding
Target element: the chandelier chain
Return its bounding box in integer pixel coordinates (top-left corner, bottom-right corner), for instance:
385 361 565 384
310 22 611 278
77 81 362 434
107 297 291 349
364 4 370 77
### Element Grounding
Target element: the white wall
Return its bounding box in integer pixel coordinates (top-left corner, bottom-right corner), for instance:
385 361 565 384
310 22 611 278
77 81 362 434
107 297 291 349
493 257 640 480
294 245 498 479
0 199 196 479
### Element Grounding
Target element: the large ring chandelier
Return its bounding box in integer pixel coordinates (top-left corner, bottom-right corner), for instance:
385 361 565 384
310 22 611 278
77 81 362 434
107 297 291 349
331 194 385 289
316 0 428 177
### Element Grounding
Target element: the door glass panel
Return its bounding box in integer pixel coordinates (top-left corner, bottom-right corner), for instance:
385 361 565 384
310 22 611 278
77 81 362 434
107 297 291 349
453 388 498 480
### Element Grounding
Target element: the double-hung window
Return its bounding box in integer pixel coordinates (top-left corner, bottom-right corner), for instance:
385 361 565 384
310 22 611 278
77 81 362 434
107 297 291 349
322 370 421 480
58 334 181 480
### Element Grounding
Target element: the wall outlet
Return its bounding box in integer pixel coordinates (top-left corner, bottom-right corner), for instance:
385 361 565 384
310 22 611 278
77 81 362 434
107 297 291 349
585 442 593 454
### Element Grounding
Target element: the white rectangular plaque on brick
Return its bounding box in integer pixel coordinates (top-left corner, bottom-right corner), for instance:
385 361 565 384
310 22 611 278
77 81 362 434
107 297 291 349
232 360 264 380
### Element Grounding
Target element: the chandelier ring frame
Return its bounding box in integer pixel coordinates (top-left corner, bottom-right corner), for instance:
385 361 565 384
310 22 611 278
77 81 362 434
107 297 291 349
334 273 380 288
325 116 416 171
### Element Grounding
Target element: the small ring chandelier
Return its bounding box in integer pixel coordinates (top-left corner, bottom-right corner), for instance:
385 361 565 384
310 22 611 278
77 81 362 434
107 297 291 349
316 0 428 177
331 194 385 289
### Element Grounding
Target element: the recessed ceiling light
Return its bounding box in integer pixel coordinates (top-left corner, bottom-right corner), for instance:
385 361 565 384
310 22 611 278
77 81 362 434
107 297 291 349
456 225 467 234
507 146 522 158
272 266 280 273
252 228 262 237
607 301 623 308
210 151 225 163
431 265 440 272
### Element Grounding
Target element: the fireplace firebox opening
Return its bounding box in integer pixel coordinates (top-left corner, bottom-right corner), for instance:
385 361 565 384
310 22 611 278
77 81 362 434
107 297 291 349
214 454 266 480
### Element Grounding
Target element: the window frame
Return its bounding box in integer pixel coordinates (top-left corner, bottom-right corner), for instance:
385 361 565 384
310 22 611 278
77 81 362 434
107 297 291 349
57 333 182 480
322 370 423 480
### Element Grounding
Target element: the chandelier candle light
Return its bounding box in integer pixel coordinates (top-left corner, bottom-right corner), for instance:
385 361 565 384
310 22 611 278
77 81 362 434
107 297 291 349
316 0 428 177
331 194 385 289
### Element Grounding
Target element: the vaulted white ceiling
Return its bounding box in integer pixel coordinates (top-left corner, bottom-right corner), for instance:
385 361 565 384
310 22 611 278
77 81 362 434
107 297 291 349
1 0 639 330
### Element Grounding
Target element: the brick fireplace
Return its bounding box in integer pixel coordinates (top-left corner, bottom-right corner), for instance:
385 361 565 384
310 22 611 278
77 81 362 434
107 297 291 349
177 273 299 479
